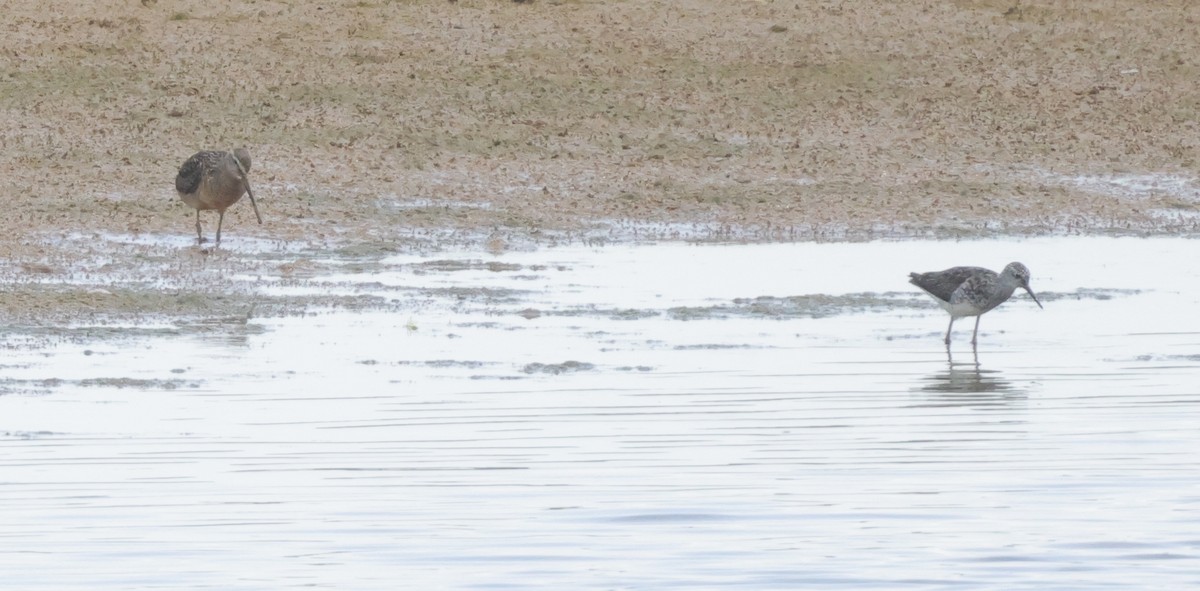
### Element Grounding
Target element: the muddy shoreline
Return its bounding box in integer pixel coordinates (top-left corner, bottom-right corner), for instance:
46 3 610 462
3 1 1200 323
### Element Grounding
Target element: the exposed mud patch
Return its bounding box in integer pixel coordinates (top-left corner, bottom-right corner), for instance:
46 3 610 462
668 293 913 321
415 287 528 304
536 307 662 321
1131 354 1200 363
0 376 195 394
75 377 197 389
510 287 1140 324
1055 288 1144 301
673 344 765 351
521 361 596 375
0 431 58 439
414 260 526 273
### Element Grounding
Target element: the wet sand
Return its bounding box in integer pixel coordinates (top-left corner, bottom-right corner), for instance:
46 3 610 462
4 1 1200 323
5 1 1200 241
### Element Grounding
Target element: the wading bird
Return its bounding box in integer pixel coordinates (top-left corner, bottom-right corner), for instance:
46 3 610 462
909 262 1043 345
175 148 262 245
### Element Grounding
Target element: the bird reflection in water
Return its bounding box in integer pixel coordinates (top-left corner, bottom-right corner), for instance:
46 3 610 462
919 344 1023 404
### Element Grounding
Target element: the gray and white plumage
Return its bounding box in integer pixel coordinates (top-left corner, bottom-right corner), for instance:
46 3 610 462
909 262 1043 345
175 148 262 245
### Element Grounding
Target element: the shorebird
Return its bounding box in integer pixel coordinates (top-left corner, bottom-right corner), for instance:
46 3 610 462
909 262 1043 345
175 148 262 244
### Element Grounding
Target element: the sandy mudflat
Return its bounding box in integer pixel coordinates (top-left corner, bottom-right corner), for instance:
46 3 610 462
1 0 1199 320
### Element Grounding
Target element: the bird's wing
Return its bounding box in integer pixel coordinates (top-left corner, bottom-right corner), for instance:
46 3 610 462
175 153 204 195
950 270 1001 309
909 266 989 303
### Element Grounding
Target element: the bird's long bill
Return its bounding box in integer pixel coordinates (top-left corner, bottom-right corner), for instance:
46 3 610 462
244 178 263 224
1025 287 1044 309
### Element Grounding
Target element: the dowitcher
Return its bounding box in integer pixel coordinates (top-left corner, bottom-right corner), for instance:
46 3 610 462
909 262 1043 345
175 148 262 244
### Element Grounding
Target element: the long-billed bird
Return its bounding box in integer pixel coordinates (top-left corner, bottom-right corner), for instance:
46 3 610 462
175 148 262 244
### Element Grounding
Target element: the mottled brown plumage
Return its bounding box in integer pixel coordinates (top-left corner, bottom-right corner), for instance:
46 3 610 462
175 148 262 244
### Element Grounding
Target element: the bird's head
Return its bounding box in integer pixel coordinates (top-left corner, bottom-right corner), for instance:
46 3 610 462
1004 262 1042 309
233 148 252 174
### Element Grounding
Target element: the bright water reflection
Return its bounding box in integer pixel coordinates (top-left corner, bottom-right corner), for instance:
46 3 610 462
1 237 1199 589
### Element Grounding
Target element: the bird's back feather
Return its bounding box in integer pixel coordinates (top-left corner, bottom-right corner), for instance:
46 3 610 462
909 266 991 303
175 154 204 195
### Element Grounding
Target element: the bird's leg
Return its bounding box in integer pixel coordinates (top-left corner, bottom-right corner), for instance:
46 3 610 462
195 211 204 244
944 318 954 345
970 316 982 345
215 210 225 245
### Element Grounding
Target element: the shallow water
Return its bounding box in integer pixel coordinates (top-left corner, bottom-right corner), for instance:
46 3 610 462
2 236 1199 589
